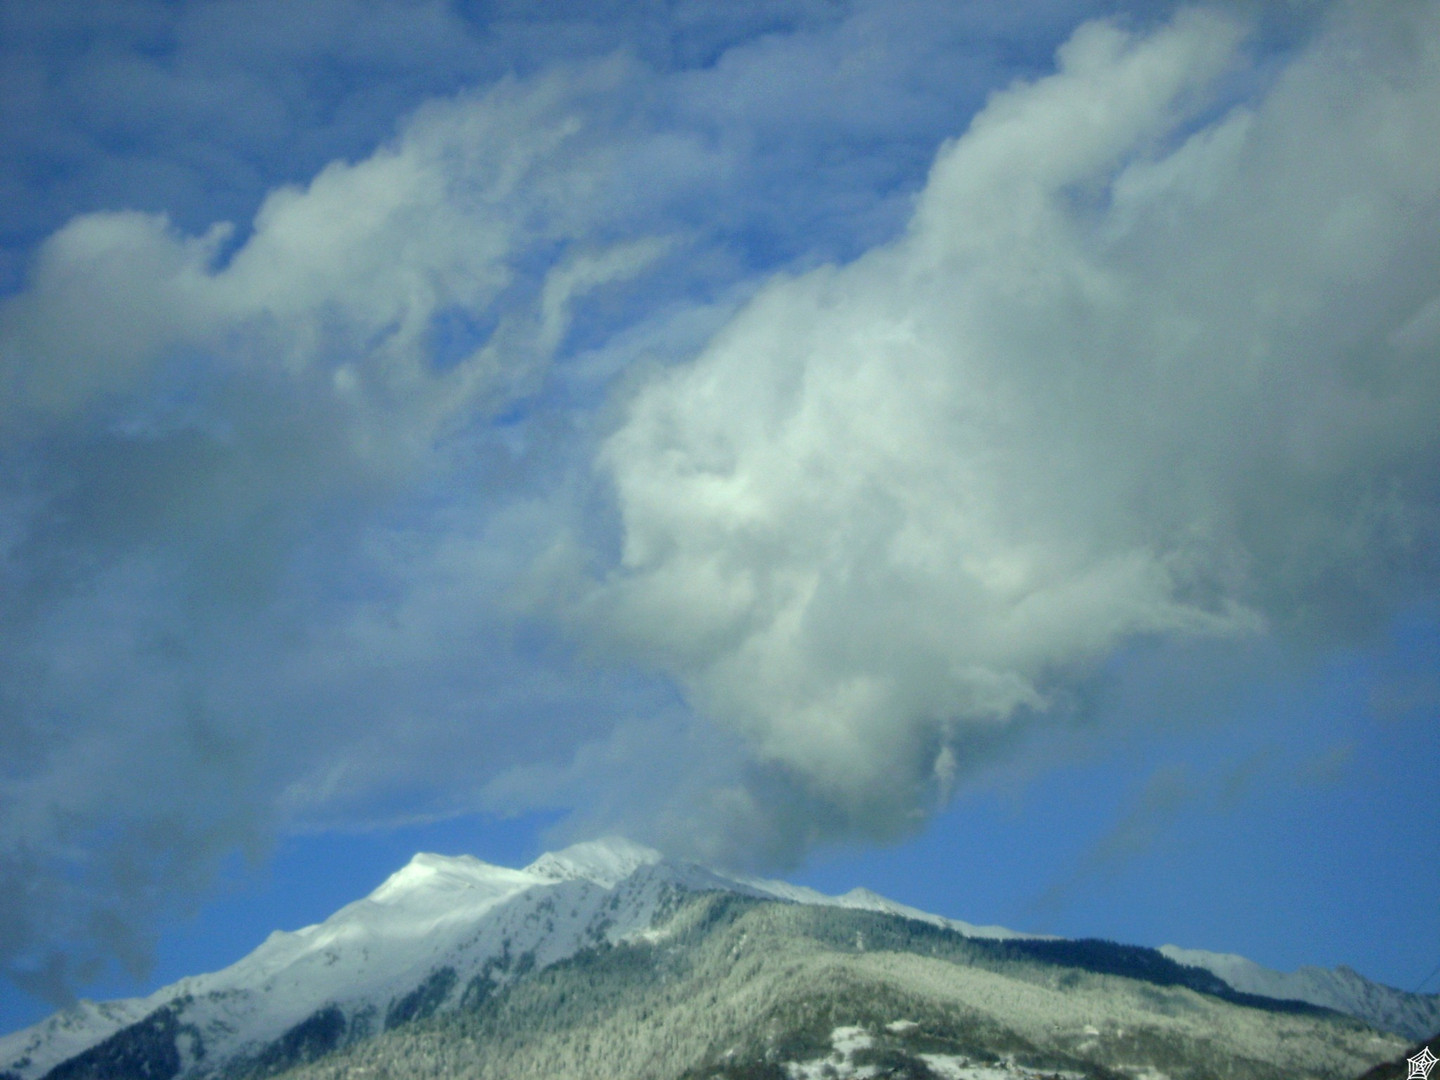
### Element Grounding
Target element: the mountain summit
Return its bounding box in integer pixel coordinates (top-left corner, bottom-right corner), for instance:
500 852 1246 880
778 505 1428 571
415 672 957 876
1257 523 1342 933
523 836 664 887
1 839 1432 1080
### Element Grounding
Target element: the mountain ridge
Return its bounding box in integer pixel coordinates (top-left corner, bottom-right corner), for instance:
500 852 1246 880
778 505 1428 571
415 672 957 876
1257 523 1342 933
246 892 1412 1080
1 837 1433 1080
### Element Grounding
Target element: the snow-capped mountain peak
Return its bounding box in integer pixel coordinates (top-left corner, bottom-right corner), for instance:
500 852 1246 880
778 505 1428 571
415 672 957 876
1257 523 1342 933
523 836 662 888
368 852 540 906
0 841 676 1080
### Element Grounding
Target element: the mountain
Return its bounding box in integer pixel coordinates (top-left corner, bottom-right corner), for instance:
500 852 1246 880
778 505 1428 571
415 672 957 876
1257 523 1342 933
1158 945 1440 1046
0 838 1429 1080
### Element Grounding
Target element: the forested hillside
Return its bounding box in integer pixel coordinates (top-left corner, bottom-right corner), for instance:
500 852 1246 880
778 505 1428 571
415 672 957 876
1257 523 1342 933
272 892 1406 1080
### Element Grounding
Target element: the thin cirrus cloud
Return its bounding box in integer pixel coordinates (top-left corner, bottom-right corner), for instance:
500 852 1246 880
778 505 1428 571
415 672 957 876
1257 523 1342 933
0 0 1437 1008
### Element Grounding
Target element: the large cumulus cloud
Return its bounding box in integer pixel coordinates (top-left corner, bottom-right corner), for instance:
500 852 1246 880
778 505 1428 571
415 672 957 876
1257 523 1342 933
579 2 1440 859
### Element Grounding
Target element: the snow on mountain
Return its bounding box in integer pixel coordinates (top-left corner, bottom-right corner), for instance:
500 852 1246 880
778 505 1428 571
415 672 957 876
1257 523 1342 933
1159 944 1440 1043
0 998 159 1080
0 840 685 1080
3 837 1434 1080
523 836 663 888
827 886 1049 942
731 876 1047 941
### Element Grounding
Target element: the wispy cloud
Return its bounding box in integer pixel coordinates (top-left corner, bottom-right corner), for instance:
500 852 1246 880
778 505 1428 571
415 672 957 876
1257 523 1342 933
1030 764 1196 919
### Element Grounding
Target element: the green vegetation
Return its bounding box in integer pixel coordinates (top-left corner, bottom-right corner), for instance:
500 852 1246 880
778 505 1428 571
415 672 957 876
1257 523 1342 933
385 968 458 1030
238 1005 348 1078
44 1001 194 1080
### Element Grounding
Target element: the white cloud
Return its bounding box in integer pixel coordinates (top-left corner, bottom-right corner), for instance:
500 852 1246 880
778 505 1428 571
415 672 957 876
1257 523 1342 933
0 62 672 437
583 1 1440 842
0 53 693 1002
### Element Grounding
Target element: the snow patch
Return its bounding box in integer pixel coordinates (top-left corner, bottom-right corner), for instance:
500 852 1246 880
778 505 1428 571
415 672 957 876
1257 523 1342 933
831 1025 874 1055
784 1026 879 1080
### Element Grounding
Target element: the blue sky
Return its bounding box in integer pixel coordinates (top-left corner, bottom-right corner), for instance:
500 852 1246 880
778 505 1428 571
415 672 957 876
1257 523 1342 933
2 0 1439 1037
